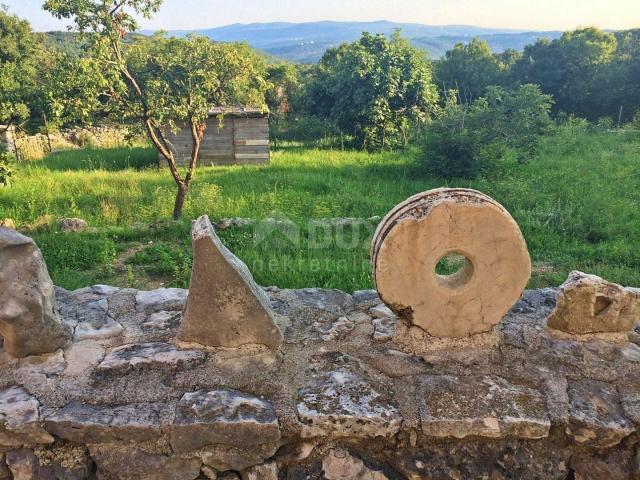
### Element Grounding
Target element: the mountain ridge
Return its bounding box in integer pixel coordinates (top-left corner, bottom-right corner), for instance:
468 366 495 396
139 20 564 62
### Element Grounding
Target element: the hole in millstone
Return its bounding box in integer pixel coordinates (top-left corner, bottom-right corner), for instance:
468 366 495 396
435 252 474 289
593 295 613 316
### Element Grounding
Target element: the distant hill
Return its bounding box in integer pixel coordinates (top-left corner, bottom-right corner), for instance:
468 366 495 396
140 21 562 63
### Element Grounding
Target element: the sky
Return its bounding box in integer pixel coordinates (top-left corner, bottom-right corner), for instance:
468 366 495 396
3 0 640 32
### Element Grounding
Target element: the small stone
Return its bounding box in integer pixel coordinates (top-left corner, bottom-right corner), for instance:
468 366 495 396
201 465 218 479
275 441 316 465
96 342 206 374
45 403 166 443
141 310 181 331
566 380 634 448
296 368 402 438
5 449 38 480
417 375 550 439
620 384 640 424
90 446 202 480
241 462 278 480
135 288 188 313
170 388 281 452
0 387 53 446
58 218 88 232
201 445 266 472
547 271 640 334
353 290 381 309
178 215 283 349
370 304 395 319
322 449 389 480
0 218 14 229
0 228 71 357
74 318 123 341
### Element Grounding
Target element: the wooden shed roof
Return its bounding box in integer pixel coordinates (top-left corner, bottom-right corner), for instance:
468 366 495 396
208 107 268 118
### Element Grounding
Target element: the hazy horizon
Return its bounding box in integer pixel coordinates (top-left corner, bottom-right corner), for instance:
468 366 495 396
3 0 639 33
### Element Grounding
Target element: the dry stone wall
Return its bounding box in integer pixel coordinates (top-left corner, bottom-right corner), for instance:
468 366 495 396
0 191 639 480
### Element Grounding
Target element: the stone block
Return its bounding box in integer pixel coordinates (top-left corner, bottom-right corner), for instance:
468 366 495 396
547 271 640 334
177 215 282 349
417 375 550 439
96 342 205 374
0 387 53 446
0 228 70 357
170 388 281 452
566 380 634 448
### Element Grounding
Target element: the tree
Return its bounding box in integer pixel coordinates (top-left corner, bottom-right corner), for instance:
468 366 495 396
435 38 510 101
304 31 438 150
44 0 268 219
513 28 617 119
0 6 42 130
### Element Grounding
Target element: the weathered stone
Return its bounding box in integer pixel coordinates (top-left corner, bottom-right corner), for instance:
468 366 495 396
58 218 88 232
0 219 14 229
0 228 71 357
371 188 531 338
218 473 240 480
201 445 266 472
90 446 202 480
178 215 283 349
0 387 53 446
73 298 123 341
322 450 388 480
135 288 187 314
547 271 640 334
241 461 278 480
96 342 205 374
620 384 640 424
170 388 281 452
31 445 93 480
0 454 9 480
566 380 634 448
296 368 402 438
370 304 397 342
417 375 550 439
141 311 181 331
45 403 166 443
5 449 38 480
201 465 218 479
352 290 381 309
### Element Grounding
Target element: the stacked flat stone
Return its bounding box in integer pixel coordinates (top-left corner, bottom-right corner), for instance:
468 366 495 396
371 188 531 338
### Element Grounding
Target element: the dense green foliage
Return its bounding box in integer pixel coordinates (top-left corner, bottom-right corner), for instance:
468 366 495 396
302 32 439 150
422 85 553 178
1 127 639 291
435 28 640 122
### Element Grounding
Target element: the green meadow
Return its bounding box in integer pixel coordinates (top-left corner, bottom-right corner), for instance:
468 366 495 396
1 126 639 292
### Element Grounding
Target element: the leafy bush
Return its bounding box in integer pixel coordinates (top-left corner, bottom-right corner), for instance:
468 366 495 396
421 85 553 178
0 145 15 186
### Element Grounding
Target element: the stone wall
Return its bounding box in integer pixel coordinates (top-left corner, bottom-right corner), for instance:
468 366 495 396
1 284 639 479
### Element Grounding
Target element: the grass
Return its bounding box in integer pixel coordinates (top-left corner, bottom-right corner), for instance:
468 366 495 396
1 126 639 292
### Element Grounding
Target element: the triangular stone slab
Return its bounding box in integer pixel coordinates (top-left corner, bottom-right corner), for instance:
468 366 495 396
177 215 283 349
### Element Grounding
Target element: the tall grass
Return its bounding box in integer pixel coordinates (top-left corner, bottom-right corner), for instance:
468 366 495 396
1 127 638 291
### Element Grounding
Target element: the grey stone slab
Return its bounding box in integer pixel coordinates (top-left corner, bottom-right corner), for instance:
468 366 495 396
417 375 550 439
45 402 167 444
96 342 205 374
566 380 634 448
0 387 53 446
170 388 281 452
296 368 402 438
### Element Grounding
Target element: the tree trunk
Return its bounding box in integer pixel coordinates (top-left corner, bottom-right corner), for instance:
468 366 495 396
173 182 189 220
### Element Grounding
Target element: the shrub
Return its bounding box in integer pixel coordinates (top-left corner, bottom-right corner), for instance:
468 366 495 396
421 85 553 178
0 145 15 186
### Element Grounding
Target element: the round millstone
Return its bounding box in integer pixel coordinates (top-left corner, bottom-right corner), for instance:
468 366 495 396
371 188 531 338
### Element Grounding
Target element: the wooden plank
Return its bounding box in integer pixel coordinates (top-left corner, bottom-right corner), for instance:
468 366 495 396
235 153 270 161
234 139 269 146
